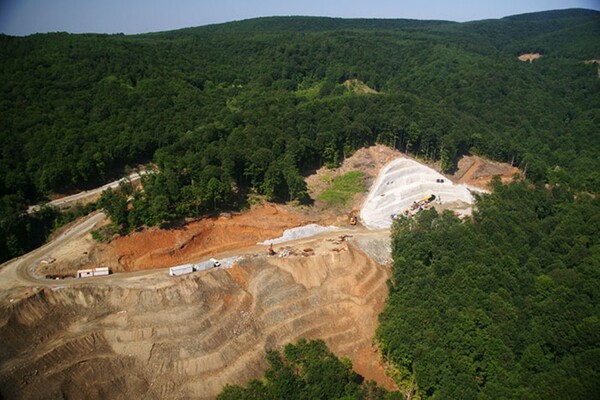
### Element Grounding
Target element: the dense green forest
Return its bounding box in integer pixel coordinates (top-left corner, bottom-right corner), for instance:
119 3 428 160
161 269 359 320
217 339 402 400
1 9 598 260
378 180 600 398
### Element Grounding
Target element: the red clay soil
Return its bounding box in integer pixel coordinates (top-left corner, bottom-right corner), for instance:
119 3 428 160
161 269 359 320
102 203 304 272
354 346 397 391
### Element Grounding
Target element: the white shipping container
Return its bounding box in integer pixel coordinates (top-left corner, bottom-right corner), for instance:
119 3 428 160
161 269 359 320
169 264 194 277
77 269 93 278
93 267 109 276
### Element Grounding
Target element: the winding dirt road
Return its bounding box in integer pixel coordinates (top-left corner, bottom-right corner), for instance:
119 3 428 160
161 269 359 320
27 170 151 214
0 212 106 294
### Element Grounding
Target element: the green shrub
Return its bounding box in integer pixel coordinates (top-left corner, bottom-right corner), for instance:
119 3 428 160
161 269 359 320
318 171 366 208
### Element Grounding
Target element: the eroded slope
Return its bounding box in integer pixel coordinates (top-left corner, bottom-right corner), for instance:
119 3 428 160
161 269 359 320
0 239 392 399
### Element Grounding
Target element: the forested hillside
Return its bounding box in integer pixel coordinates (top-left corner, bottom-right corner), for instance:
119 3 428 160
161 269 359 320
378 180 600 398
1 8 599 398
1 10 599 257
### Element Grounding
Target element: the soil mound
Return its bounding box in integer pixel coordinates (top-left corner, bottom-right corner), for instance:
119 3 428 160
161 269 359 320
94 203 303 273
450 155 522 189
0 241 393 399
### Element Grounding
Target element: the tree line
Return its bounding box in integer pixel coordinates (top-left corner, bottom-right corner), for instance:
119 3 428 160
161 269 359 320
377 179 600 398
218 339 403 400
0 11 598 259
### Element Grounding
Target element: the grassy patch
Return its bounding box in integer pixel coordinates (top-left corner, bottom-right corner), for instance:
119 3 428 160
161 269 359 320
317 171 365 208
295 85 320 100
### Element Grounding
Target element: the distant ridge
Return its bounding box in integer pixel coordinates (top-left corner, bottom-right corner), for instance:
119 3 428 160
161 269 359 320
142 16 455 38
141 8 598 37
501 8 599 21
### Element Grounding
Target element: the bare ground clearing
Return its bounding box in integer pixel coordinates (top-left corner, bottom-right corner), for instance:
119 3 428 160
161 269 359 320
449 155 522 189
518 53 542 62
2 145 519 398
0 232 394 398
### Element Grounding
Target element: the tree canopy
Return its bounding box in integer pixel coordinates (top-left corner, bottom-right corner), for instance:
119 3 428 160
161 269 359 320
377 180 600 398
1 9 599 397
218 339 402 400
0 10 598 260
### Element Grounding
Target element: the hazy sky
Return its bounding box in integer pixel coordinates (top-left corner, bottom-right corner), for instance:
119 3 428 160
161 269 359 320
1 0 598 36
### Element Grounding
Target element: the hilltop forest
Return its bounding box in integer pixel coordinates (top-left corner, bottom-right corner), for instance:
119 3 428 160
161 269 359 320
1 9 599 398
1 9 599 259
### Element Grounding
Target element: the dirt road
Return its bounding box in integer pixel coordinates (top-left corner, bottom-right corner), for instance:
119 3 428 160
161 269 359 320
0 212 106 295
27 170 151 214
0 211 395 399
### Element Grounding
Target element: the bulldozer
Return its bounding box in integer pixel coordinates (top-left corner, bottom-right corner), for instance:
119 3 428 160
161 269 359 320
348 210 358 226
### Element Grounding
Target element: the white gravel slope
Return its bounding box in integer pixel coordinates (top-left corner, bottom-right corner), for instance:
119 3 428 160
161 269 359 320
258 224 338 245
360 157 480 230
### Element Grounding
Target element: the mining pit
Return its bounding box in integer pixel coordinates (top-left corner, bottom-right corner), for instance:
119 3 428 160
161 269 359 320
0 146 520 399
0 233 393 399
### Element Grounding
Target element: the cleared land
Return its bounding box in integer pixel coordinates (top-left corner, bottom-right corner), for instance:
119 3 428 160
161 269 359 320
450 155 522 189
0 230 394 399
0 145 520 399
317 171 366 208
361 157 481 230
518 53 542 62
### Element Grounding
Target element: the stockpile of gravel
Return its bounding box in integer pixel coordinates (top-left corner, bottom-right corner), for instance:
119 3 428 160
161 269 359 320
258 224 338 245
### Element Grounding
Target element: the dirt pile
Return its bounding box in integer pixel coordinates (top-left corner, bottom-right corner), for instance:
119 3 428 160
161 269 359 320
450 155 521 190
0 240 393 399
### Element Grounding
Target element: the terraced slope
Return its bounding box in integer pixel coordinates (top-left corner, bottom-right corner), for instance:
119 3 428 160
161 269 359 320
361 157 481 229
0 238 392 399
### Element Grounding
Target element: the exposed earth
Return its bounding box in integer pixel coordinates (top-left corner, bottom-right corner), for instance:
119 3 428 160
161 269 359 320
0 230 393 399
518 52 543 62
0 146 520 399
361 157 480 229
343 79 379 94
450 155 522 189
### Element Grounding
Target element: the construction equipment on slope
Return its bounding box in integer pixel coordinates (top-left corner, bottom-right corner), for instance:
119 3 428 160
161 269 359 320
349 210 358 225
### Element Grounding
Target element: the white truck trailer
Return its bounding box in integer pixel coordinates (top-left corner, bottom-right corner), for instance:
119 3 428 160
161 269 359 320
77 267 110 278
93 267 109 276
169 264 194 277
77 269 93 278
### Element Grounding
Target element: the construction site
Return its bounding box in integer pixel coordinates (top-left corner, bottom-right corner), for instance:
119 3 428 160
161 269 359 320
0 145 520 399
360 157 483 229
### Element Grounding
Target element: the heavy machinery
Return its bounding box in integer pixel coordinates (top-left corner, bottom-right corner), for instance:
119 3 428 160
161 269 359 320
349 209 358 225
